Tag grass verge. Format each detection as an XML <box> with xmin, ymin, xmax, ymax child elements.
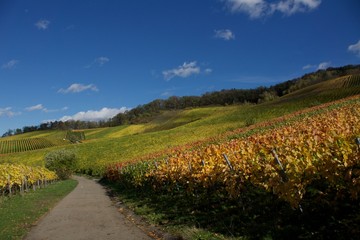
<box><xmin>0</xmin><ymin>179</ymin><xmax>78</xmax><ymax>240</ymax></box>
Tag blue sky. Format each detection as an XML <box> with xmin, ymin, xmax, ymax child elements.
<box><xmin>1</xmin><ymin>0</ymin><xmax>360</xmax><ymax>134</ymax></box>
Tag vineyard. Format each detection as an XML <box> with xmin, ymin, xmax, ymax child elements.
<box><xmin>278</xmin><ymin>74</ymin><xmax>360</xmax><ymax>106</ymax></box>
<box><xmin>106</xmin><ymin>97</ymin><xmax>360</xmax><ymax>203</ymax></box>
<box><xmin>0</xmin><ymin>131</ymin><xmax>85</xmax><ymax>155</ymax></box>
<box><xmin>0</xmin><ymin>164</ymin><xmax>58</xmax><ymax>196</ymax></box>
<box><xmin>0</xmin><ymin>138</ymin><xmax>68</xmax><ymax>155</ymax></box>
<box><xmin>104</xmin><ymin>96</ymin><xmax>360</xmax><ymax>237</ymax></box>
<box><xmin>344</xmin><ymin>74</ymin><xmax>360</xmax><ymax>88</ymax></box>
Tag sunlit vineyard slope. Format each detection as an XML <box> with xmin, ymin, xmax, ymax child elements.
<box><xmin>0</xmin><ymin>74</ymin><xmax>359</xmax><ymax>176</ymax></box>
<box><xmin>106</xmin><ymin>96</ymin><xmax>360</xmax><ymax>208</ymax></box>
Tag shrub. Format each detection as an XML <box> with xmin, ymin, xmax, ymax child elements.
<box><xmin>45</xmin><ymin>149</ymin><xmax>77</xmax><ymax>180</ymax></box>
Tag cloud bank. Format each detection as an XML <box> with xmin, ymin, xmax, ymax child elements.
<box><xmin>59</xmin><ymin>107</ymin><xmax>129</xmax><ymax>122</ymax></box>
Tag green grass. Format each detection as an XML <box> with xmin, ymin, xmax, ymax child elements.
<box><xmin>0</xmin><ymin>179</ymin><xmax>78</xmax><ymax>240</ymax></box>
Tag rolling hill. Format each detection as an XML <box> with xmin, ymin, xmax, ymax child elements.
<box><xmin>0</xmin><ymin>73</ymin><xmax>359</xmax><ymax>175</ymax></box>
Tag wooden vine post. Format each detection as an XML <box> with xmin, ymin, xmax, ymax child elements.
<box><xmin>20</xmin><ymin>178</ymin><xmax>24</xmax><ymax>195</ymax></box>
<box><xmin>24</xmin><ymin>176</ymin><xmax>28</xmax><ymax>192</ymax></box>
<box><xmin>223</xmin><ymin>154</ymin><xmax>233</xmax><ymax>171</ymax></box>
<box><xmin>7</xmin><ymin>175</ymin><xmax>12</xmax><ymax>196</ymax></box>
<box><xmin>272</xmin><ymin>149</ymin><xmax>288</xmax><ymax>182</ymax></box>
<box><xmin>154</xmin><ymin>160</ymin><xmax>158</xmax><ymax>169</ymax></box>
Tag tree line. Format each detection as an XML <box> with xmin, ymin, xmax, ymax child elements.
<box><xmin>2</xmin><ymin>64</ymin><xmax>359</xmax><ymax>137</ymax></box>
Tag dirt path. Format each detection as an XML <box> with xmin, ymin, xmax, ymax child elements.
<box><xmin>25</xmin><ymin>176</ymin><xmax>153</xmax><ymax>240</ymax></box>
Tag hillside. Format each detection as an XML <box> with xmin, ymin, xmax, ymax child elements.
<box><xmin>278</xmin><ymin>74</ymin><xmax>360</xmax><ymax>103</ymax></box>
<box><xmin>0</xmin><ymin>73</ymin><xmax>359</xmax><ymax>175</ymax></box>
<box><xmin>104</xmin><ymin>86</ymin><xmax>360</xmax><ymax>240</ymax></box>
<box><xmin>4</xmin><ymin>65</ymin><xmax>359</xmax><ymax>137</ymax></box>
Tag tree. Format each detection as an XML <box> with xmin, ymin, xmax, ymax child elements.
<box><xmin>2</xmin><ymin>129</ymin><xmax>13</xmax><ymax>137</ymax></box>
<box><xmin>14</xmin><ymin>128</ymin><xmax>22</xmax><ymax>135</ymax></box>
<box><xmin>45</xmin><ymin>149</ymin><xmax>77</xmax><ymax>180</ymax></box>
<box><xmin>258</xmin><ymin>91</ymin><xmax>279</xmax><ymax>103</ymax></box>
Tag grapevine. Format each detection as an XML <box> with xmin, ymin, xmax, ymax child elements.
<box><xmin>105</xmin><ymin>97</ymin><xmax>360</xmax><ymax>208</ymax></box>
<box><xmin>0</xmin><ymin>164</ymin><xmax>58</xmax><ymax>195</ymax></box>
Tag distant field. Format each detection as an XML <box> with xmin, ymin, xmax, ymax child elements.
<box><xmin>0</xmin><ymin>74</ymin><xmax>359</xmax><ymax>174</ymax></box>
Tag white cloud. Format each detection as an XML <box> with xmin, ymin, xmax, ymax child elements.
<box><xmin>204</xmin><ymin>68</ymin><xmax>213</xmax><ymax>74</ymax></box>
<box><xmin>43</xmin><ymin>107</ymin><xmax>68</xmax><ymax>113</ymax></box>
<box><xmin>302</xmin><ymin>61</ymin><xmax>331</xmax><ymax>70</ymax></box>
<box><xmin>59</xmin><ymin>107</ymin><xmax>129</xmax><ymax>122</ymax></box>
<box><xmin>65</xmin><ymin>25</ymin><xmax>75</xmax><ymax>31</ymax></box>
<box><xmin>317</xmin><ymin>61</ymin><xmax>331</xmax><ymax>70</ymax></box>
<box><xmin>302</xmin><ymin>64</ymin><xmax>316</xmax><ymax>70</ymax></box>
<box><xmin>95</xmin><ymin>57</ymin><xmax>110</xmax><ymax>66</ymax></box>
<box><xmin>58</xmin><ymin>83</ymin><xmax>99</xmax><ymax>94</ymax></box>
<box><xmin>35</xmin><ymin>19</ymin><xmax>50</xmax><ymax>30</ymax></box>
<box><xmin>271</xmin><ymin>0</ymin><xmax>321</xmax><ymax>15</ymax></box>
<box><xmin>85</xmin><ymin>56</ymin><xmax>110</xmax><ymax>68</ymax></box>
<box><xmin>226</xmin><ymin>0</ymin><xmax>267</xmax><ymax>19</ymax></box>
<box><xmin>161</xmin><ymin>91</ymin><xmax>172</xmax><ymax>97</ymax></box>
<box><xmin>214</xmin><ymin>29</ymin><xmax>235</xmax><ymax>40</ymax></box>
<box><xmin>2</xmin><ymin>60</ymin><xmax>19</xmax><ymax>69</ymax></box>
<box><xmin>224</xmin><ymin>0</ymin><xmax>321</xmax><ymax>19</ymax></box>
<box><xmin>26</xmin><ymin>104</ymin><xmax>44</xmax><ymax>112</ymax></box>
<box><xmin>0</xmin><ymin>107</ymin><xmax>20</xmax><ymax>117</ymax></box>
<box><xmin>348</xmin><ymin>40</ymin><xmax>360</xmax><ymax>57</ymax></box>
<box><xmin>25</xmin><ymin>104</ymin><xmax>68</xmax><ymax>113</ymax></box>
<box><xmin>41</xmin><ymin>119</ymin><xmax>56</xmax><ymax>124</ymax></box>
<box><xmin>163</xmin><ymin>61</ymin><xmax>201</xmax><ymax>81</ymax></box>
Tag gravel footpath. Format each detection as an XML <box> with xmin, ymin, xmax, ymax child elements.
<box><xmin>24</xmin><ymin>176</ymin><xmax>153</xmax><ymax>240</ymax></box>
